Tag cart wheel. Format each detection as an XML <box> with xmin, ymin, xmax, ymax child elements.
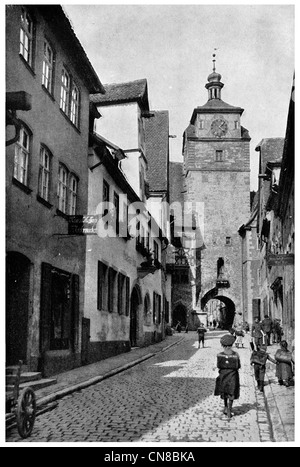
<box><xmin>16</xmin><ymin>387</ymin><xmax>36</xmax><ymax>439</ymax></box>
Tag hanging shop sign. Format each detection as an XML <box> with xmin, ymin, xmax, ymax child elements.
<box><xmin>267</xmin><ymin>253</ymin><xmax>294</xmax><ymax>267</ymax></box>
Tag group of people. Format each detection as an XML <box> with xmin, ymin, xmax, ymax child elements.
<box><xmin>213</xmin><ymin>315</ymin><xmax>294</xmax><ymax>420</ymax></box>
<box><xmin>251</xmin><ymin>315</ymin><xmax>283</xmax><ymax>348</ymax></box>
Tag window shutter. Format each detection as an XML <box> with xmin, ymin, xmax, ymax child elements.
<box><xmin>40</xmin><ymin>263</ymin><xmax>52</xmax><ymax>353</ymax></box>
<box><xmin>158</xmin><ymin>295</ymin><xmax>162</xmax><ymax>324</ymax></box>
<box><xmin>153</xmin><ymin>292</ymin><xmax>156</xmax><ymax>324</ymax></box>
<box><xmin>71</xmin><ymin>274</ymin><xmax>80</xmax><ymax>351</ymax></box>
<box><xmin>125</xmin><ymin>276</ymin><xmax>130</xmax><ymax>316</ymax></box>
<box><xmin>97</xmin><ymin>262</ymin><xmax>102</xmax><ymax>310</ymax></box>
<box><xmin>118</xmin><ymin>273</ymin><xmax>122</xmax><ymax>315</ymax></box>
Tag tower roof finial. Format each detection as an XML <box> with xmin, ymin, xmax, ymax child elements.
<box><xmin>212</xmin><ymin>48</ymin><xmax>218</xmax><ymax>72</ymax></box>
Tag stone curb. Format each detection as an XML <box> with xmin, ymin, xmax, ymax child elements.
<box><xmin>263</xmin><ymin>371</ymin><xmax>288</xmax><ymax>443</ymax></box>
<box><xmin>36</xmin><ymin>336</ymin><xmax>186</xmax><ymax>409</ymax></box>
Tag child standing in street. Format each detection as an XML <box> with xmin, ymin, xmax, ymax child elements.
<box><xmin>250</xmin><ymin>344</ymin><xmax>277</xmax><ymax>392</ymax></box>
<box><xmin>197</xmin><ymin>323</ymin><xmax>207</xmax><ymax>349</ymax></box>
<box><xmin>214</xmin><ymin>334</ymin><xmax>241</xmax><ymax>420</ymax></box>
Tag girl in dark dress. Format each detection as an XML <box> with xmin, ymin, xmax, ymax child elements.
<box><xmin>214</xmin><ymin>334</ymin><xmax>241</xmax><ymax>419</ymax></box>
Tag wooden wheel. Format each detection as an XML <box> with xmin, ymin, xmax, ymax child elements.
<box><xmin>16</xmin><ymin>387</ymin><xmax>36</xmax><ymax>438</ymax></box>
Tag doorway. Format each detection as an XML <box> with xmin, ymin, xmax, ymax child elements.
<box><xmin>81</xmin><ymin>318</ymin><xmax>90</xmax><ymax>365</ymax></box>
<box><xmin>173</xmin><ymin>304</ymin><xmax>187</xmax><ymax>329</ymax></box>
<box><xmin>130</xmin><ymin>287</ymin><xmax>141</xmax><ymax>347</ymax></box>
<box><xmin>6</xmin><ymin>252</ymin><xmax>31</xmax><ymax>365</ymax></box>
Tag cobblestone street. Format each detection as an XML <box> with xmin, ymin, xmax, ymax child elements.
<box><xmin>6</xmin><ymin>332</ymin><xmax>273</xmax><ymax>443</ymax></box>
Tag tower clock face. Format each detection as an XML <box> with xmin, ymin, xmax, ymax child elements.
<box><xmin>211</xmin><ymin>119</ymin><xmax>228</xmax><ymax>137</ymax></box>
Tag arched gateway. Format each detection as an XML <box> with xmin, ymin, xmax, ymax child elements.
<box><xmin>201</xmin><ymin>288</ymin><xmax>236</xmax><ymax>330</ymax></box>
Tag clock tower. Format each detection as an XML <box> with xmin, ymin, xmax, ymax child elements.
<box><xmin>182</xmin><ymin>63</ymin><xmax>251</xmax><ymax>328</ymax></box>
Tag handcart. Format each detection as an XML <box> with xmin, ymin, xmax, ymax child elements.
<box><xmin>6</xmin><ymin>360</ymin><xmax>37</xmax><ymax>438</ymax></box>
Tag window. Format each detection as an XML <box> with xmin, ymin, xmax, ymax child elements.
<box><xmin>42</xmin><ymin>40</ymin><xmax>54</xmax><ymax>93</ymax></box>
<box><xmin>14</xmin><ymin>125</ymin><xmax>30</xmax><ymax>185</ymax></box>
<box><xmin>173</xmin><ymin>270</ymin><xmax>189</xmax><ymax>284</ymax></box>
<box><xmin>125</xmin><ymin>277</ymin><xmax>130</xmax><ymax>317</ymax></box>
<box><xmin>97</xmin><ymin>261</ymin><xmax>108</xmax><ymax>311</ymax></box>
<box><xmin>38</xmin><ymin>146</ymin><xmax>51</xmax><ymax>201</ymax></box>
<box><xmin>234</xmin><ymin>121</ymin><xmax>239</xmax><ymax>129</ymax></box>
<box><xmin>108</xmin><ymin>268</ymin><xmax>117</xmax><ymax>313</ymax></box>
<box><xmin>154</xmin><ymin>241</ymin><xmax>159</xmax><ymax>262</ymax></box>
<box><xmin>103</xmin><ymin>180</ymin><xmax>110</xmax><ymax>202</ymax></box>
<box><xmin>144</xmin><ymin>294</ymin><xmax>151</xmax><ymax>325</ymax></box>
<box><xmin>114</xmin><ymin>192</ymin><xmax>120</xmax><ymax>235</ymax></box>
<box><xmin>226</xmin><ymin>237</ymin><xmax>232</xmax><ymax>246</ymax></box>
<box><xmin>118</xmin><ymin>273</ymin><xmax>126</xmax><ymax>315</ymax></box>
<box><xmin>102</xmin><ymin>179</ymin><xmax>110</xmax><ymax>226</ymax></box>
<box><xmin>199</xmin><ymin>120</ymin><xmax>204</xmax><ymax>130</ymax></box>
<box><xmin>165</xmin><ymin>299</ymin><xmax>170</xmax><ymax>323</ymax></box>
<box><xmin>57</xmin><ymin>165</ymin><xmax>79</xmax><ymax>215</ymax></box>
<box><xmin>57</xmin><ymin>165</ymin><xmax>68</xmax><ymax>213</ymax></box>
<box><xmin>60</xmin><ymin>69</ymin><xmax>70</xmax><ymax>114</ymax></box>
<box><xmin>153</xmin><ymin>292</ymin><xmax>162</xmax><ymax>325</ymax></box>
<box><xmin>69</xmin><ymin>175</ymin><xmax>78</xmax><ymax>215</ymax></box>
<box><xmin>70</xmin><ymin>83</ymin><xmax>80</xmax><ymax>126</ymax></box>
<box><xmin>217</xmin><ymin>257</ymin><xmax>225</xmax><ymax>279</ymax></box>
<box><xmin>60</xmin><ymin>68</ymin><xmax>80</xmax><ymax>128</ymax></box>
<box><xmin>20</xmin><ymin>7</ymin><xmax>34</xmax><ymax>66</ymax></box>
<box><xmin>216</xmin><ymin>150</ymin><xmax>223</xmax><ymax>162</ymax></box>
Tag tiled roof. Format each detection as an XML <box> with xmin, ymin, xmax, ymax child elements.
<box><xmin>191</xmin><ymin>99</ymin><xmax>244</xmax><ymax>122</ymax></box>
<box><xmin>255</xmin><ymin>138</ymin><xmax>284</xmax><ymax>170</ymax></box>
<box><xmin>38</xmin><ymin>6</ymin><xmax>105</xmax><ymax>94</ymax></box>
<box><xmin>144</xmin><ymin>111</ymin><xmax>169</xmax><ymax>192</ymax></box>
<box><xmin>91</xmin><ymin>79</ymin><xmax>149</xmax><ymax>110</ymax></box>
<box><xmin>169</xmin><ymin>162</ymin><xmax>185</xmax><ymax>205</ymax></box>
<box><xmin>199</xmin><ymin>98</ymin><xmax>242</xmax><ymax>111</ymax></box>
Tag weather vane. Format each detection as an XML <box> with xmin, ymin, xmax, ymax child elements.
<box><xmin>212</xmin><ymin>48</ymin><xmax>218</xmax><ymax>72</ymax></box>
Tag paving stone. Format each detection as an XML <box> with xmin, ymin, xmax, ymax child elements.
<box><xmin>6</xmin><ymin>332</ymin><xmax>293</xmax><ymax>443</ymax></box>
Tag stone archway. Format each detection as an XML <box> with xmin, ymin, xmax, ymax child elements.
<box><xmin>201</xmin><ymin>288</ymin><xmax>236</xmax><ymax>330</ymax></box>
<box><xmin>6</xmin><ymin>252</ymin><xmax>31</xmax><ymax>365</ymax></box>
<box><xmin>172</xmin><ymin>303</ymin><xmax>187</xmax><ymax>330</ymax></box>
<box><xmin>130</xmin><ymin>285</ymin><xmax>142</xmax><ymax>347</ymax></box>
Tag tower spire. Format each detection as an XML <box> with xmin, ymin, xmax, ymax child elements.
<box><xmin>206</xmin><ymin>50</ymin><xmax>224</xmax><ymax>100</ymax></box>
<box><xmin>212</xmin><ymin>49</ymin><xmax>217</xmax><ymax>73</ymax></box>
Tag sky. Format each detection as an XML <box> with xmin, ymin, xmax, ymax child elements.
<box><xmin>62</xmin><ymin>1</ymin><xmax>295</xmax><ymax>191</ymax></box>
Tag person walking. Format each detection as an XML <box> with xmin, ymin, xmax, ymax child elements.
<box><xmin>261</xmin><ymin>315</ymin><xmax>273</xmax><ymax>346</ymax></box>
<box><xmin>275</xmin><ymin>340</ymin><xmax>294</xmax><ymax>387</ymax></box>
<box><xmin>273</xmin><ymin>319</ymin><xmax>283</xmax><ymax>344</ymax></box>
<box><xmin>214</xmin><ymin>334</ymin><xmax>241</xmax><ymax>420</ymax></box>
<box><xmin>233</xmin><ymin>316</ymin><xmax>245</xmax><ymax>349</ymax></box>
<box><xmin>197</xmin><ymin>323</ymin><xmax>207</xmax><ymax>349</ymax></box>
<box><xmin>251</xmin><ymin>317</ymin><xmax>265</xmax><ymax>350</ymax></box>
<box><xmin>250</xmin><ymin>343</ymin><xmax>277</xmax><ymax>392</ymax></box>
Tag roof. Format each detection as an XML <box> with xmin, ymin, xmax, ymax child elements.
<box><xmin>91</xmin><ymin>79</ymin><xmax>149</xmax><ymax>110</ymax></box>
<box><xmin>191</xmin><ymin>98</ymin><xmax>244</xmax><ymax>123</ymax></box>
<box><xmin>144</xmin><ymin>111</ymin><xmax>169</xmax><ymax>192</ymax></box>
<box><xmin>255</xmin><ymin>138</ymin><xmax>284</xmax><ymax>172</ymax></box>
<box><xmin>169</xmin><ymin>162</ymin><xmax>185</xmax><ymax>205</ymax></box>
<box><xmin>38</xmin><ymin>6</ymin><xmax>105</xmax><ymax>94</ymax></box>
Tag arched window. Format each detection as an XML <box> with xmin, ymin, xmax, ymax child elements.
<box><xmin>217</xmin><ymin>257</ymin><xmax>225</xmax><ymax>279</ymax></box>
